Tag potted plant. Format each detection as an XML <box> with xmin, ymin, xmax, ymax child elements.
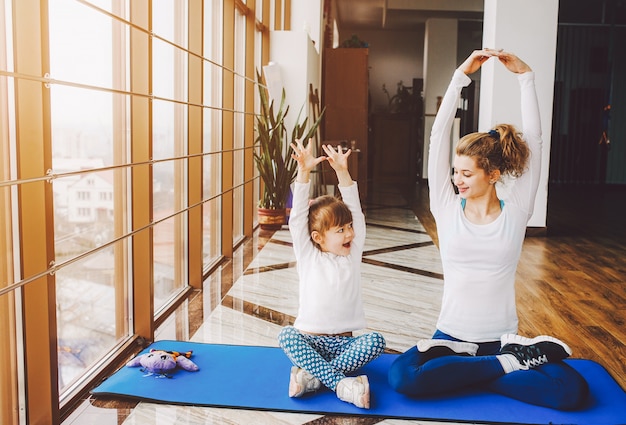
<box><xmin>254</xmin><ymin>70</ymin><xmax>323</xmax><ymax>230</ymax></box>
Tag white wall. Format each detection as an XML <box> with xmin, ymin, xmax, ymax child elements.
<box><xmin>481</xmin><ymin>0</ymin><xmax>559</xmax><ymax>227</ymax></box>
<box><xmin>268</xmin><ymin>31</ymin><xmax>321</xmax><ymax>135</ymax></box>
<box><xmin>263</xmin><ymin>1</ymin><xmax>324</xmax><ymax>134</ymax></box>
<box><xmin>290</xmin><ymin>0</ymin><xmax>323</xmax><ymax>53</ymax></box>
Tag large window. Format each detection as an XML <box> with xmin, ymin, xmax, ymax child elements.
<box><xmin>0</xmin><ymin>0</ymin><xmax>270</xmax><ymax>422</ymax></box>
<box><xmin>49</xmin><ymin>0</ymin><xmax>131</xmax><ymax>393</ymax></box>
<box><xmin>152</xmin><ymin>0</ymin><xmax>189</xmax><ymax>312</ymax></box>
<box><xmin>233</xmin><ymin>5</ymin><xmax>247</xmax><ymax>244</ymax></box>
<box><xmin>1</xmin><ymin>2</ymin><xmax>18</xmax><ymax>422</ymax></box>
<box><xmin>203</xmin><ymin>0</ymin><xmax>224</xmax><ymax>269</ymax></box>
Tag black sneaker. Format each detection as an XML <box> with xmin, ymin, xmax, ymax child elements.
<box><xmin>500</xmin><ymin>334</ymin><xmax>572</xmax><ymax>369</ymax></box>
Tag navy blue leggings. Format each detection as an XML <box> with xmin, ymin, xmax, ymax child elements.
<box><xmin>388</xmin><ymin>330</ymin><xmax>589</xmax><ymax>410</ymax></box>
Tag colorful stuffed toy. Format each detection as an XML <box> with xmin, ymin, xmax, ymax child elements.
<box><xmin>126</xmin><ymin>349</ymin><xmax>199</xmax><ymax>378</ymax></box>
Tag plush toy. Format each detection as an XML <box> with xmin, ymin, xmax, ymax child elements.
<box><xmin>126</xmin><ymin>349</ymin><xmax>199</xmax><ymax>378</ymax></box>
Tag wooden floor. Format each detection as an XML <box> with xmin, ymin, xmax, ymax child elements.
<box><xmin>403</xmin><ymin>181</ymin><xmax>626</xmax><ymax>390</ymax></box>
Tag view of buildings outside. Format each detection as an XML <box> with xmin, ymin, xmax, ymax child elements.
<box><xmin>49</xmin><ymin>0</ymin><xmax>184</xmax><ymax>390</ymax></box>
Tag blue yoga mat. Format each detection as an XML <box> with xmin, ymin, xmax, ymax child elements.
<box><xmin>91</xmin><ymin>340</ymin><xmax>626</xmax><ymax>425</ymax></box>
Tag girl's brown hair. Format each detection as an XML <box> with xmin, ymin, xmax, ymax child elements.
<box><xmin>456</xmin><ymin>123</ymin><xmax>529</xmax><ymax>179</ymax></box>
<box><xmin>308</xmin><ymin>195</ymin><xmax>353</xmax><ymax>250</ymax></box>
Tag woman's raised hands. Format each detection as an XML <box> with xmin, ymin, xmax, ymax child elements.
<box><xmin>457</xmin><ymin>48</ymin><xmax>532</xmax><ymax>75</ymax></box>
<box><xmin>457</xmin><ymin>48</ymin><xmax>499</xmax><ymax>75</ymax></box>
<box><xmin>496</xmin><ymin>51</ymin><xmax>532</xmax><ymax>74</ymax></box>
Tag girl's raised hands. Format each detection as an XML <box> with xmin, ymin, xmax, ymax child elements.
<box><xmin>322</xmin><ymin>144</ymin><xmax>350</xmax><ymax>172</ymax></box>
<box><xmin>291</xmin><ymin>139</ymin><xmax>326</xmax><ymax>173</ymax></box>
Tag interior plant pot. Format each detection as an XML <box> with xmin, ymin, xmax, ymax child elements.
<box><xmin>253</xmin><ymin>68</ymin><xmax>324</xmax><ymax>232</ymax></box>
<box><xmin>258</xmin><ymin>207</ymin><xmax>287</xmax><ymax>230</ymax></box>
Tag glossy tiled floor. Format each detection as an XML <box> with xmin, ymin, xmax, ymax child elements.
<box><xmin>61</xmin><ymin>184</ymin><xmax>493</xmax><ymax>425</ymax></box>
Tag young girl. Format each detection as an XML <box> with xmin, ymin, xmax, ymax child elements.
<box><xmin>388</xmin><ymin>49</ymin><xmax>589</xmax><ymax>409</ymax></box>
<box><xmin>277</xmin><ymin>139</ymin><xmax>386</xmax><ymax>409</ymax></box>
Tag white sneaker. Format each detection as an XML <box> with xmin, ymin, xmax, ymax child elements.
<box><xmin>288</xmin><ymin>366</ymin><xmax>321</xmax><ymax>397</ymax></box>
<box><xmin>336</xmin><ymin>375</ymin><xmax>370</xmax><ymax>409</ymax></box>
<box><xmin>417</xmin><ymin>339</ymin><xmax>479</xmax><ymax>356</ymax></box>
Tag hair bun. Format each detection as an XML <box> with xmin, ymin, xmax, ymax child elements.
<box><xmin>488</xmin><ymin>129</ymin><xmax>500</xmax><ymax>140</ymax></box>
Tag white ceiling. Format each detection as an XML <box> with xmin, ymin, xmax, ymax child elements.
<box><xmin>335</xmin><ymin>0</ymin><xmax>485</xmax><ymax>31</ymax></box>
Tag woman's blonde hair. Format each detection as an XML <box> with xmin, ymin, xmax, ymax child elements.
<box><xmin>308</xmin><ymin>195</ymin><xmax>352</xmax><ymax>250</ymax></box>
<box><xmin>456</xmin><ymin>123</ymin><xmax>529</xmax><ymax>178</ymax></box>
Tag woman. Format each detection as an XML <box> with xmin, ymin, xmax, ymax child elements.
<box><xmin>388</xmin><ymin>49</ymin><xmax>588</xmax><ymax>410</ymax></box>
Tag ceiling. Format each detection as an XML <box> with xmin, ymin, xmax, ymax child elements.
<box><xmin>333</xmin><ymin>0</ymin><xmax>626</xmax><ymax>30</ymax></box>
<box><xmin>334</xmin><ymin>0</ymin><xmax>485</xmax><ymax>31</ymax></box>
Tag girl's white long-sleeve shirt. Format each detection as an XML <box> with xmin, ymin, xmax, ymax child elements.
<box><xmin>428</xmin><ymin>70</ymin><xmax>542</xmax><ymax>342</ymax></box>
<box><xmin>289</xmin><ymin>181</ymin><xmax>367</xmax><ymax>334</ymax></box>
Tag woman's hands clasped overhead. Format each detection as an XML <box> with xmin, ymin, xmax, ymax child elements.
<box><xmin>458</xmin><ymin>48</ymin><xmax>532</xmax><ymax>75</ymax></box>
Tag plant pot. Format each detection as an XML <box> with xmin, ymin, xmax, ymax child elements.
<box><xmin>258</xmin><ymin>207</ymin><xmax>287</xmax><ymax>231</ymax></box>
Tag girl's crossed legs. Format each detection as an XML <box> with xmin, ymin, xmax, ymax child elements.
<box><xmin>278</xmin><ymin>325</ymin><xmax>385</xmax><ymax>390</ymax></box>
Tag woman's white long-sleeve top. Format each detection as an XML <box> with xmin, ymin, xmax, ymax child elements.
<box><xmin>428</xmin><ymin>70</ymin><xmax>542</xmax><ymax>342</ymax></box>
<box><xmin>289</xmin><ymin>181</ymin><xmax>367</xmax><ymax>334</ymax></box>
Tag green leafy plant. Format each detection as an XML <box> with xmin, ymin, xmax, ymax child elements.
<box><xmin>254</xmin><ymin>69</ymin><xmax>324</xmax><ymax>210</ymax></box>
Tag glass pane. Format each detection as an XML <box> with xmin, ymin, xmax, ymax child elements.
<box><xmin>152</xmin><ymin>100</ymin><xmax>188</xmax><ymax>311</ymax></box>
<box><xmin>81</xmin><ymin>0</ymin><xmax>129</xmax><ymax>20</ymax></box>
<box><xmin>202</xmin><ymin>105</ymin><xmax>222</xmax><ymax>266</ymax></box>
<box><xmin>155</xmin><ymin>300</ymin><xmax>190</xmax><ymax>341</ymax></box>
<box><xmin>232</xmin><ymin>10</ymin><xmax>246</xmax><ymax>241</ymax></box>
<box><xmin>0</xmin><ymin>54</ymin><xmax>19</xmax><ymax>424</ymax></box>
<box><xmin>152</xmin><ymin>36</ymin><xmax>188</xmax><ymax>102</ymax></box>
<box><xmin>51</xmin><ymin>86</ymin><xmax>116</xmax><ymax>162</ymax></box>
<box><xmin>152</xmin><ymin>2</ymin><xmax>188</xmax><ymax>311</ymax></box>
<box><xmin>152</xmin><ymin>0</ymin><xmax>188</xmax><ymax>51</ymax></box>
<box><xmin>52</xmin><ymin>164</ymin><xmax>131</xmax><ymax>394</ymax></box>
<box><xmin>152</xmin><ymin>99</ymin><xmax>187</xmax><ymax>161</ymax></box>
<box><xmin>56</xmin><ymin>241</ymin><xmax>128</xmax><ymax>390</ymax></box>
<box><xmin>202</xmin><ymin>197</ymin><xmax>221</xmax><ymax>268</ymax></box>
<box><xmin>153</xmin><ymin>213</ymin><xmax>187</xmax><ymax>310</ymax></box>
<box><xmin>203</xmin><ymin>0</ymin><xmax>222</xmax><ymax>64</ymax></box>
<box><xmin>202</xmin><ymin>0</ymin><xmax>223</xmax><ymax>267</ymax></box>
<box><xmin>153</xmin><ymin>160</ymin><xmax>187</xmax><ymax>311</ymax></box>
<box><xmin>49</xmin><ymin>0</ymin><xmax>120</xmax><ymax>90</ymax></box>
<box><xmin>49</xmin><ymin>1</ymin><xmax>131</xmax><ymax>394</ymax></box>
<box><xmin>153</xmin><ymin>1</ymin><xmax>188</xmax><ymax>102</ymax></box>
<box><xmin>53</xmin><ymin>168</ymin><xmax>123</xmax><ymax>251</ymax></box>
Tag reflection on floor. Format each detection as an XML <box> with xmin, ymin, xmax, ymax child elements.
<box><xmin>62</xmin><ymin>183</ymin><xmax>547</xmax><ymax>425</ymax></box>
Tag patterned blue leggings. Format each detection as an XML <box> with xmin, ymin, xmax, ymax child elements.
<box><xmin>278</xmin><ymin>326</ymin><xmax>386</xmax><ymax>391</ymax></box>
